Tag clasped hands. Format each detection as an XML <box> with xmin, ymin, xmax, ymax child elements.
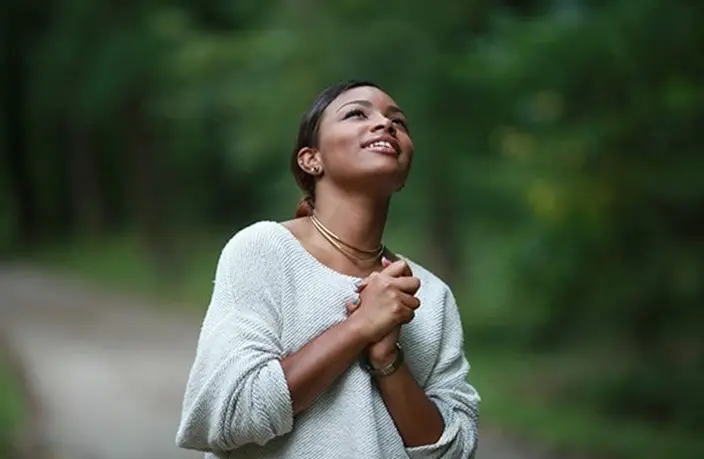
<box><xmin>346</xmin><ymin>257</ymin><xmax>421</xmax><ymax>369</ymax></box>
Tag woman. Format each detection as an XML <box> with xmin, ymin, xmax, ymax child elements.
<box><xmin>175</xmin><ymin>81</ymin><xmax>480</xmax><ymax>458</ymax></box>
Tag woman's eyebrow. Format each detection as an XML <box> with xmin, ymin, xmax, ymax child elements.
<box><xmin>387</xmin><ymin>105</ymin><xmax>405</xmax><ymax>117</ymax></box>
<box><xmin>337</xmin><ymin>100</ymin><xmax>372</xmax><ymax>112</ymax></box>
<box><xmin>337</xmin><ymin>100</ymin><xmax>405</xmax><ymax>116</ymax></box>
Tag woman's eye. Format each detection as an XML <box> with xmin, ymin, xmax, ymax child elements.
<box><xmin>392</xmin><ymin>118</ymin><xmax>409</xmax><ymax>130</ymax></box>
<box><xmin>344</xmin><ymin>109</ymin><xmax>367</xmax><ymax>119</ymax></box>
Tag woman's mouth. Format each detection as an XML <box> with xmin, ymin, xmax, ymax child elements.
<box><xmin>362</xmin><ymin>137</ymin><xmax>400</xmax><ymax>156</ymax></box>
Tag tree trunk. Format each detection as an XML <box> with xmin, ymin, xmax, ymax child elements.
<box><xmin>124</xmin><ymin>95</ymin><xmax>178</xmax><ymax>281</ymax></box>
<box><xmin>4</xmin><ymin>4</ymin><xmax>39</xmax><ymax>247</ymax></box>
<box><xmin>427</xmin><ymin>179</ymin><xmax>461</xmax><ymax>288</ymax></box>
<box><xmin>68</xmin><ymin>126</ymin><xmax>105</xmax><ymax>236</ymax></box>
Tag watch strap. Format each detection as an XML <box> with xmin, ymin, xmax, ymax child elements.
<box><xmin>361</xmin><ymin>343</ymin><xmax>404</xmax><ymax>377</ymax></box>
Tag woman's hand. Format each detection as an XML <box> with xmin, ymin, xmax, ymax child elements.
<box><xmin>345</xmin><ymin>258</ymin><xmax>420</xmax><ymax>344</ymax></box>
<box><xmin>347</xmin><ymin>258</ymin><xmax>420</xmax><ymax>367</ymax></box>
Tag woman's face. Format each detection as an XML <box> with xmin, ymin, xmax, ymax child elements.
<box><xmin>314</xmin><ymin>86</ymin><xmax>414</xmax><ymax>194</ymax></box>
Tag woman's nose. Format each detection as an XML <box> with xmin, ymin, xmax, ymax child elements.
<box><xmin>371</xmin><ymin>114</ymin><xmax>396</xmax><ymax>134</ymax></box>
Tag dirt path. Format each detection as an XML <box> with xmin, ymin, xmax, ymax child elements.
<box><xmin>0</xmin><ymin>266</ymin><xmax>537</xmax><ymax>459</ymax></box>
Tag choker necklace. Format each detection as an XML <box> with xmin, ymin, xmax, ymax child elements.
<box><xmin>310</xmin><ymin>213</ymin><xmax>384</xmax><ymax>263</ymax></box>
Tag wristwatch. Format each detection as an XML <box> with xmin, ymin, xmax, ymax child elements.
<box><xmin>360</xmin><ymin>343</ymin><xmax>404</xmax><ymax>377</ymax></box>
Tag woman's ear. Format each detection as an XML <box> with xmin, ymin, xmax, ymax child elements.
<box><xmin>297</xmin><ymin>147</ymin><xmax>323</xmax><ymax>176</ymax></box>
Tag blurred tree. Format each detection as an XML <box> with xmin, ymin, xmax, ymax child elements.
<box><xmin>486</xmin><ymin>0</ymin><xmax>704</xmax><ymax>429</ymax></box>
<box><xmin>4</xmin><ymin>0</ymin><xmax>48</xmax><ymax>246</ymax></box>
<box><xmin>3</xmin><ymin>0</ymin><xmax>702</xmax><ymax>436</ymax></box>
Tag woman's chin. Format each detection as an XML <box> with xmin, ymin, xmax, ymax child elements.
<box><xmin>365</xmin><ymin>154</ymin><xmax>409</xmax><ymax>172</ymax></box>
<box><xmin>353</xmin><ymin>168</ymin><xmax>408</xmax><ymax>195</ymax></box>
<box><xmin>364</xmin><ymin>163</ymin><xmax>407</xmax><ymax>179</ymax></box>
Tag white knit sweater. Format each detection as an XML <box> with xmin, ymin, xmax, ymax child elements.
<box><xmin>175</xmin><ymin>221</ymin><xmax>480</xmax><ymax>458</ymax></box>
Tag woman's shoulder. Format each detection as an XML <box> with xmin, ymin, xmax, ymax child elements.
<box><xmin>400</xmin><ymin>256</ymin><xmax>454</xmax><ymax>299</ymax></box>
<box><xmin>221</xmin><ymin>220</ymin><xmax>292</xmax><ymax>260</ymax></box>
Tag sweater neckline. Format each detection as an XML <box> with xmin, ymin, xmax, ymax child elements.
<box><xmin>266</xmin><ymin>221</ymin><xmax>369</xmax><ymax>282</ymax></box>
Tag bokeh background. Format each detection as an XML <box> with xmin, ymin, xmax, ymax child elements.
<box><xmin>2</xmin><ymin>0</ymin><xmax>703</xmax><ymax>458</ymax></box>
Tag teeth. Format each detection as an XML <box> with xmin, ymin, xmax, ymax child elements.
<box><xmin>369</xmin><ymin>141</ymin><xmax>393</xmax><ymax>149</ymax></box>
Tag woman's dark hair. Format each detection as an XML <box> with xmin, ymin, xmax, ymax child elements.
<box><xmin>291</xmin><ymin>80</ymin><xmax>381</xmax><ymax>217</ymax></box>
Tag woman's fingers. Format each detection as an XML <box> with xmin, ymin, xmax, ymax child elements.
<box><xmin>381</xmin><ymin>257</ymin><xmax>413</xmax><ymax>278</ymax></box>
<box><xmin>398</xmin><ymin>291</ymin><xmax>421</xmax><ymax>310</ymax></box>
<box><xmin>390</xmin><ymin>276</ymin><xmax>421</xmax><ymax>295</ymax></box>
<box><xmin>348</xmin><ymin>257</ymin><xmax>418</xmax><ymax>318</ymax></box>
<box><xmin>346</xmin><ymin>292</ymin><xmax>361</xmax><ymax>314</ymax></box>
<box><xmin>400</xmin><ymin>309</ymin><xmax>416</xmax><ymax>325</ymax></box>
<box><xmin>346</xmin><ymin>301</ymin><xmax>358</xmax><ymax>314</ymax></box>
<box><xmin>353</xmin><ymin>272</ymin><xmax>379</xmax><ymax>292</ymax></box>
<box><xmin>353</xmin><ymin>256</ymin><xmax>412</xmax><ymax>293</ymax></box>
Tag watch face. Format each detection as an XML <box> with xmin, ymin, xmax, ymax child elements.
<box><xmin>360</xmin><ymin>344</ymin><xmax>404</xmax><ymax>377</ymax></box>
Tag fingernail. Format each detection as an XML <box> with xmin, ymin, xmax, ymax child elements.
<box><xmin>382</xmin><ymin>256</ymin><xmax>391</xmax><ymax>266</ymax></box>
<box><xmin>353</xmin><ymin>279</ymin><xmax>363</xmax><ymax>291</ymax></box>
<box><xmin>351</xmin><ymin>295</ymin><xmax>360</xmax><ymax>305</ymax></box>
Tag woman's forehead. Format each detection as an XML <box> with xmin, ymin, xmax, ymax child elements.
<box><xmin>327</xmin><ymin>86</ymin><xmax>400</xmax><ymax>113</ymax></box>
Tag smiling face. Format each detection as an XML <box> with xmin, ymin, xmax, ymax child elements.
<box><xmin>297</xmin><ymin>85</ymin><xmax>415</xmax><ymax>197</ymax></box>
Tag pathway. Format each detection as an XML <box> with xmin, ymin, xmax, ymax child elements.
<box><xmin>0</xmin><ymin>266</ymin><xmax>539</xmax><ymax>459</ymax></box>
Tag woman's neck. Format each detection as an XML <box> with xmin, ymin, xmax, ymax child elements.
<box><xmin>311</xmin><ymin>189</ymin><xmax>389</xmax><ymax>252</ymax></box>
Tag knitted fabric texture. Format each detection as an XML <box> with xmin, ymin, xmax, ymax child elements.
<box><xmin>175</xmin><ymin>221</ymin><xmax>480</xmax><ymax>458</ymax></box>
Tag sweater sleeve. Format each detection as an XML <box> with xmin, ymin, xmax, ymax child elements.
<box><xmin>175</xmin><ymin>226</ymin><xmax>294</xmax><ymax>453</ymax></box>
<box><xmin>405</xmin><ymin>287</ymin><xmax>481</xmax><ymax>459</ymax></box>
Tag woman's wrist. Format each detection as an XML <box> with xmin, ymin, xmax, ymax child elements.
<box><xmin>368</xmin><ymin>343</ymin><xmax>400</xmax><ymax>369</ymax></box>
<box><xmin>343</xmin><ymin>314</ymin><xmax>375</xmax><ymax>347</ymax></box>
<box><xmin>363</xmin><ymin>343</ymin><xmax>404</xmax><ymax>377</ymax></box>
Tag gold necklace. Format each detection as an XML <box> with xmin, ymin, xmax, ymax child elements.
<box><xmin>310</xmin><ymin>214</ymin><xmax>385</xmax><ymax>263</ymax></box>
<box><xmin>311</xmin><ymin>213</ymin><xmax>382</xmax><ymax>255</ymax></box>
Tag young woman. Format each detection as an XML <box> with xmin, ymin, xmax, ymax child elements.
<box><xmin>176</xmin><ymin>81</ymin><xmax>480</xmax><ymax>458</ymax></box>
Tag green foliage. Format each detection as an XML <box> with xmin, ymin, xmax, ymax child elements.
<box><xmin>471</xmin><ymin>350</ymin><xmax>704</xmax><ymax>459</ymax></box>
<box><xmin>486</xmin><ymin>0</ymin><xmax>704</xmax><ymax>430</ymax></box>
<box><xmin>4</xmin><ymin>0</ymin><xmax>703</xmax><ymax>455</ymax></box>
<box><xmin>0</xmin><ymin>358</ymin><xmax>26</xmax><ymax>456</ymax></box>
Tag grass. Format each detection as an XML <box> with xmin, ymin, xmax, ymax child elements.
<box><xmin>21</xmin><ymin>228</ymin><xmax>704</xmax><ymax>459</ymax></box>
<box><xmin>24</xmin><ymin>229</ymin><xmax>228</xmax><ymax>312</ymax></box>
<box><xmin>469</xmin><ymin>350</ymin><xmax>704</xmax><ymax>459</ymax></box>
<box><xmin>0</xmin><ymin>353</ymin><xmax>27</xmax><ymax>457</ymax></box>
<box><xmin>459</xmin><ymin>227</ymin><xmax>704</xmax><ymax>459</ymax></box>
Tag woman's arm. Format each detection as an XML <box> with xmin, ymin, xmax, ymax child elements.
<box><xmin>354</xmin><ymin>279</ymin><xmax>480</xmax><ymax>457</ymax></box>
<box><xmin>176</xmin><ymin>230</ymin><xmax>293</xmax><ymax>453</ymax></box>
<box><xmin>396</xmin><ymin>286</ymin><xmax>480</xmax><ymax>458</ymax></box>
<box><xmin>282</xmin><ymin>318</ymin><xmax>368</xmax><ymax>416</ymax></box>
<box><xmin>372</xmin><ymin>358</ymin><xmax>446</xmax><ymax>447</ymax></box>
<box><xmin>348</xmin><ymin>259</ymin><xmax>480</xmax><ymax>455</ymax></box>
<box><xmin>176</xmin><ymin>225</ymin><xmax>398</xmax><ymax>453</ymax></box>
<box><xmin>285</xmin><ymin>260</ymin><xmax>421</xmax><ymax>416</ymax></box>
<box><xmin>176</xmin><ymin>228</ymin><xmax>368</xmax><ymax>453</ymax></box>
<box><xmin>356</xmin><ymin>260</ymin><xmax>446</xmax><ymax>447</ymax></box>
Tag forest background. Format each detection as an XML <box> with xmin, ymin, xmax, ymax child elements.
<box><xmin>2</xmin><ymin>0</ymin><xmax>702</xmax><ymax>458</ymax></box>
